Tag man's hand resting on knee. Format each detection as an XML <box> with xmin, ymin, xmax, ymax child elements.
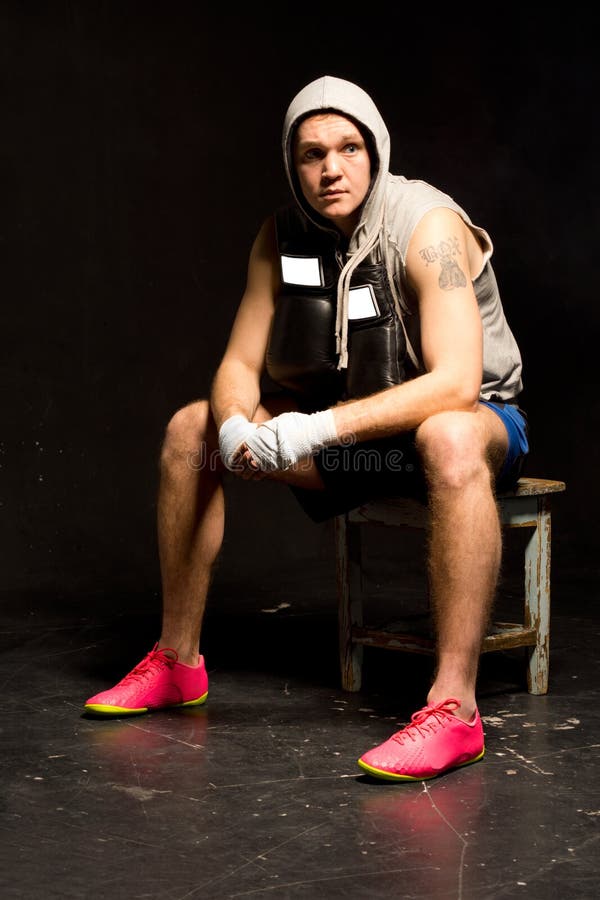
<box><xmin>242</xmin><ymin>410</ymin><xmax>338</xmax><ymax>472</ymax></box>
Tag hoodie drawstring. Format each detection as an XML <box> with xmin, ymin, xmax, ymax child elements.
<box><xmin>335</xmin><ymin>203</ymin><xmax>385</xmax><ymax>371</ymax></box>
<box><xmin>335</xmin><ymin>200</ymin><xmax>421</xmax><ymax>374</ymax></box>
<box><xmin>380</xmin><ymin>205</ymin><xmax>422</xmax><ymax>374</ymax></box>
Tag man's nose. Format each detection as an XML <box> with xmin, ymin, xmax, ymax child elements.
<box><xmin>322</xmin><ymin>153</ymin><xmax>341</xmax><ymax>179</ymax></box>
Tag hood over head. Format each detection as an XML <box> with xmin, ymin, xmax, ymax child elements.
<box><xmin>281</xmin><ymin>75</ymin><xmax>395</xmax><ymax>370</ymax></box>
<box><xmin>282</xmin><ymin>75</ymin><xmax>390</xmax><ymax>250</ymax></box>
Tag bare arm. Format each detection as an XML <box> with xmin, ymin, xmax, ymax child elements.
<box><xmin>332</xmin><ymin>207</ymin><xmax>483</xmax><ymax>441</ymax></box>
<box><xmin>210</xmin><ymin>216</ymin><xmax>279</xmax><ymax>430</ymax></box>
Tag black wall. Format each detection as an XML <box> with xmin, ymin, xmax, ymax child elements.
<box><xmin>3</xmin><ymin>5</ymin><xmax>597</xmax><ymax>598</ymax></box>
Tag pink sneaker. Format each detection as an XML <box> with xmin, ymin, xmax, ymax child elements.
<box><xmin>84</xmin><ymin>643</ymin><xmax>209</xmax><ymax>716</ymax></box>
<box><xmin>357</xmin><ymin>698</ymin><xmax>485</xmax><ymax>782</ymax></box>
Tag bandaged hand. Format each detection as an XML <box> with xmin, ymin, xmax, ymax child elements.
<box><xmin>218</xmin><ymin>414</ymin><xmax>258</xmax><ymax>470</ymax></box>
<box><xmin>243</xmin><ymin>410</ymin><xmax>338</xmax><ymax>472</ymax></box>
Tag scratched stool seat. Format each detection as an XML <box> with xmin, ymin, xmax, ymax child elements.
<box><xmin>334</xmin><ymin>476</ymin><xmax>566</xmax><ymax>696</ymax></box>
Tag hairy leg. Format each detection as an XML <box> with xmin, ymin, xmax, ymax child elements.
<box><xmin>157</xmin><ymin>396</ymin><xmax>324</xmax><ymax>663</ymax></box>
<box><xmin>415</xmin><ymin>406</ymin><xmax>508</xmax><ymax>720</ymax></box>
<box><xmin>156</xmin><ymin>400</ymin><xmax>224</xmax><ymax>663</ymax></box>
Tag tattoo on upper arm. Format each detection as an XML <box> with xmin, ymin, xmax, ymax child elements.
<box><xmin>418</xmin><ymin>235</ymin><xmax>467</xmax><ymax>290</ymax></box>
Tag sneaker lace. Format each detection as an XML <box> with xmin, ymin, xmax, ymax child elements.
<box><xmin>391</xmin><ymin>698</ymin><xmax>461</xmax><ymax>745</ymax></box>
<box><xmin>120</xmin><ymin>643</ymin><xmax>179</xmax><ymax>685</ymax></box>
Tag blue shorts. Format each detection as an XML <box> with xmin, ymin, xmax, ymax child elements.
<box><xmin>479</xmin><ymin>400</ymin><xmax>529</xmax><ymax>489</ymax></box>
<box><xmin>291</xmin><ymin>400</ymin><xmax>530</xmax><ymax>523</ymax></box>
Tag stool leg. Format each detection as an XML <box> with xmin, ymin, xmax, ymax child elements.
<box><xmin>335</xmin><ymin>515</ymin><xmax>364</xmax><ymax>691</ymax></box>
<box><xmin>524</xmin><ymin>496</ymin><xmax>552</xmax><ymax>694</ymax></box>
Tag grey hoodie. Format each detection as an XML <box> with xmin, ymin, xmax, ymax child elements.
<box><xmin>282</xmin><ymin>75</ymin><xmax>523</xmax><ymax>402</ymax></box>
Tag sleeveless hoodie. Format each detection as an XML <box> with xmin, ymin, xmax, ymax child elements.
<box><xmin>275</xmin><ymin>75</ymin><xmax>523</xmax><ymax>403</ymax></box>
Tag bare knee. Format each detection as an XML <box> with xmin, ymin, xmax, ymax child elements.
<box><xmin>415</xmin><ymin>412</ymin><xmax>491</xmax><ymax>491</ymax></box>
<box><xmin>161</xmin><ymin>399</ymin><xmax>219</xmax><ymax>471</ymax></box>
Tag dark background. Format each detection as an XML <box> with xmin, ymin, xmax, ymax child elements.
<box><xmin>2</xmin><ymin>4</ymin><xmax>597</xmax><ymax>605</ymax></box>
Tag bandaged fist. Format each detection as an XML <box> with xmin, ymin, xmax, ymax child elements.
<box><xmin>244</xmin><ymin>409</ymin><xmax>338</xmax><ymax>472</ymax></box>
<box><xmin>218</xmin><ymin>415</ymin><xmax>258</xmax><ymax>470</ymax></box>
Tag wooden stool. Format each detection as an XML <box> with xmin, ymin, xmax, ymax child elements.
<box><xmin>334</xmin><ymin>476</ymin><xmax>566</xmax><ymax>696</ymax></box>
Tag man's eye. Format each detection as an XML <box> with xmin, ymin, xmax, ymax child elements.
<box><xmin>344</xmin><ymin>144</ymin><xmax>358</xmax><ymax>154</ymax></box>
<box><xmin>304</xmin><ymin>149</ymin><xmax>322</xmax><ymax>161</ymax></box>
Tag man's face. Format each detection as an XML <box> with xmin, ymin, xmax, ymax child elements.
<box><xmin>293</xmin><ymin>113</ymin><xmax>372</xmax><ymax>237</ymax></box>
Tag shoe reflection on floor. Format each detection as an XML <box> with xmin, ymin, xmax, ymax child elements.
<box><xmin>357</xmin><ymin>766</ymin><xmax>486</xmax><ymax>889</ymax></box>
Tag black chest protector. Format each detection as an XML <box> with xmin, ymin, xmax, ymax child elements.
<box><xmin>265</xmin><ymin>205</ymin><xmax>408</xmax><ymax>411</ymax></box>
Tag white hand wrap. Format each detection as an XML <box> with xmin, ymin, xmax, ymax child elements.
<box><xmin>244</xmin><ymin>410</ymin><xmax>338</xmax><ymax>472</ymax></box>
<box><xmin>218</xmin><ymin>415</ymin><xmax>257</xmax><ymax>470</ymax></box>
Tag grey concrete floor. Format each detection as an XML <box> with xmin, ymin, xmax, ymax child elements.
<box><xmin>1</xmin><ymin>541</ymin><xmax>599</xmax><ymax>899</ymax></box>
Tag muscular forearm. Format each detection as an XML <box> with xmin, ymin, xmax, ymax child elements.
<box><xmin>332</xmin><ymin>371</ymin><xmax>480</xmax><ymax>442</ymax></box>
<box><xmin>240</xmin><ymin>370</ymin><xmax>479</xmax><ymax>474</ymax></box>
<box><xmin>210</xmin><ymin>358</ymin><xmax>262</xmax><ymax>430</ymax></box>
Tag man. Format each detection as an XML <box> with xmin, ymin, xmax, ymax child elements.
<box><xmin>84</xmin><ymin>75</ymin><xmax>528</xmax><ymax>783</ymax></box>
